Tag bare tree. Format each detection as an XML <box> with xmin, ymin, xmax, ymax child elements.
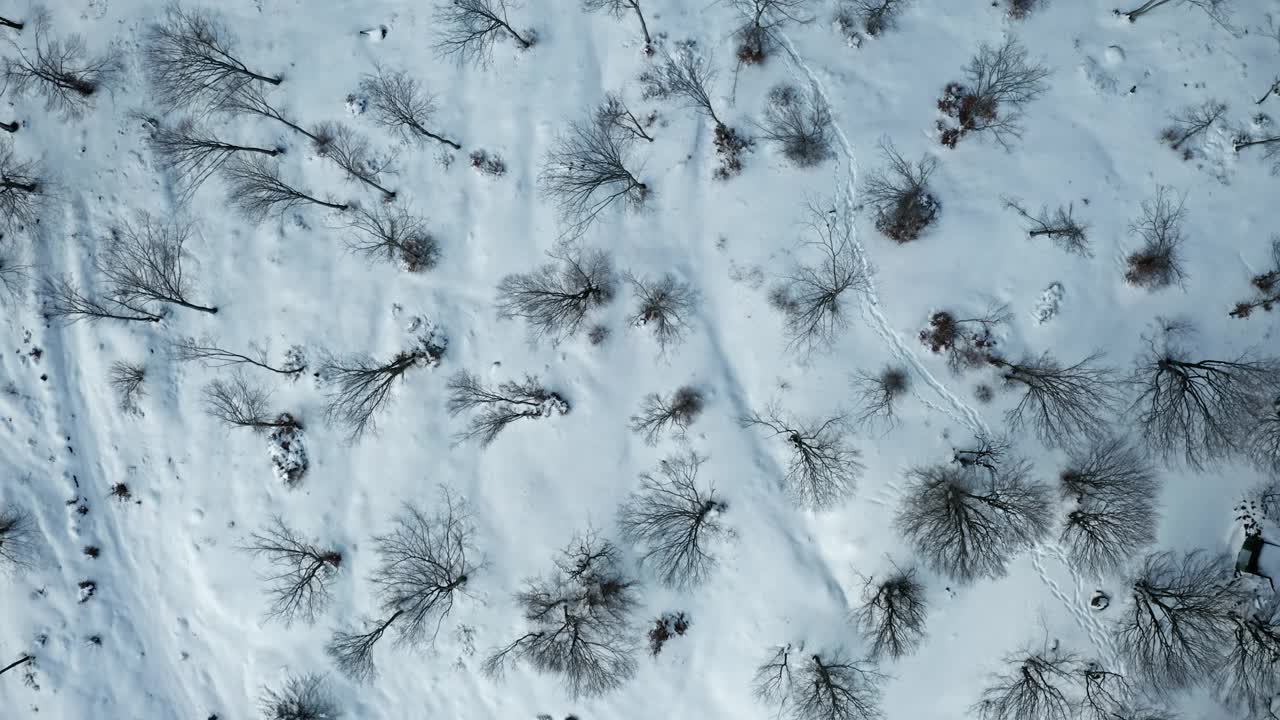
<box><xmin>445</xmin><ymin>370</ymin><xmax>569</xmax><ymax>446</ymax></box>
<box><xmin>203</xmin><ymin>374</ymin><xmax>297</xmax><ymax>431</ymax></box>
<box><xmin>329</xmin><ymin>491</ymin><xmax>479</xmax><ymax>682</ymax></box>
<box><xmin>862</xmin><ymin>139</ymin><xmax>940</xmax><ymax>244</ymax></box>
<box><xmin>740</xmin><ymin>403</ymin><xmax>862</xmax><ymax>509</ymax></box>
<box><xmin>629</xmin><ymin>385</ymin><xmax>704</xmax><ymax>444</ymax></box>
<box><xmin>172</xmin><ymin>336</ymin><xmax>306</xmax><ymax>377</ymax></box>
<box><xmin>219</xmin><ymin>83</ymin><xmax>320</xmax><ymax>142</ymax></box>
<box><xmin>359</xmin><ymin>66</ymin><xmax>460</xmax><ymax>149</ymax></box>
<box><xmin>919</xmin><ymin>306</ymin><xmax>1008</xmax><ymax>374</ymax></box>
<box><xmin>1001</xmin><ymin>197</ymin><xmax>1089</xmax><ymax>256</ymax></box>
<box><xmin>434</xmin><ymin>0</ymin><xmax>534</xmax><ymax>67</ymax></box>
<box><xmin>241</xmin><ymin>516</ymin><xmax>341</xmax><ymax>626</ymax></box>
<box><xmin>1116</xmin><ymin>0</ymin><xmax>1239</xmax><ymax>35</ymax></box>
<box><xmin>770</xmin><ymin>200</ymin><xmax>872</xmax><ymax>354</ymax></box>
<box><xmin>728</xmin><ymin>0</ymin><xmax>812</xmax><ymax>64</ymax></box>
<box><xmin>259</xmin><ymin>673</ymin><xmax>341</xmax><ymax>720</ymax></box>
<box><xmin>640</xmin><ymin>44</ymin><xmax>724</xmax><ymax>126</ymax></box>
<box><xmin>322</xmin><ymin>336</ymin><xmax>447</xmax><ymax>442</ymax></box>
<box><xmin>342</xmin><ymin>203</ymin><xmax>439</xmax><ymax>273</ymax></box>
<box><xmin>312</xmin><ymin>122</ymin><xmax>396</xmax><ymax>200</ymax></box>
<box><xmin>0</xmin><ymin>139</ymin><xmax>43</xmax><ymax>233</ymax></box>
<box><xmin>484</xmin><ymin>533</ymin><xmax>638</xmax><ymax>698</ymax></box>
<box><xmin>496</xmin><ymin>244</ymin><xmax>616</xmax><ymax>342</ymax></box>
<box><xmin>1077</xmin><ymin>664</ymin><xmax>1153</xmax><ymax>720</ymax></box>
<box><xmin>0</xmin><ymin>505</ymin><xmax>36</xmax><ymax>573</ymax></box>
<box><xmin>1127</xmin><ymin>335</ymin><xmax>1280</xmax><ymax>468</ymax></box>
<box><xmin>540</xmin><ymin>110</ymin><xmax>647</xmax><ymax>238</ymax></box>
<box><xmin>754</xmin><ymin>644</ymin><xmax>885</xmax><ymax>720</ymax></box>
<box><xmin>1232</xmin><ymin>132</ymin><xmax>1280</xmax><ymax>174</ymax></box>
<box><xmin>758</xmin><ymin>83</ymin><xmax>834</xmax><ymax>167</ymax></box>
<box><xmin>896</xmin><ymin>454</ymin><xmax>1053</xmax><ymax>583</ymax></box>
<box><xmin>3</xmin><ymin>19</ymin><xmax>120</xmax><ymax>119</ymax></box>
<box><xmin>1059</xmin><ymin>436</ymin><xmax>1158</xmax><ymax>504</ymax></box>
<box><xmin>1060</xmin><ymin>484</ymin><xmax>1157</xmax><ymax>577</ymax></box>
<box><xmin>618</xmin><ymin>452</ymin><xmax>727</xmax><ymax>589</ymax></box>
<box><xmin>850</xmin><ymin>0</ymin><xmax>909</xmax><ymax>37</ymax></box>
<box><xmin>1159</xmin><ymin>100</ymin><xmax>1226</xmax><ymax>158</ymax></box>
<box><xmin>139</xmin><ymin>114</ymin><xmax>281</xmax><ymax>204</ymax></box>
<box><xmin>1124</xmin><ymin>186</ymin><xmax>1188</xmax><ymax>290</ymax></box>
<box><xmin>627</xmin><ymin>272</ymin><xmax>698</xmax><ymax>354</ymax></box>
<box><xmin>973</xmin><ymin>648</ymin><xmax>1077</xmax><ymax>720</ymax></box>
<box><xmin>1245</xmin><ymin>399</ymin><xmax>1280</xmax><ymax>474</ymax></box>
<box><xmin>98</xmin><ymin>215</ymin><xmax>218</xmax><ymax>315</ymax></box>
<box><xmin>0</xmin><ymin>247</ymin><xmax>26</xmax><ymax>304</ymax></box>
<box><xmin>1218</xmin><ymin>606</ymin><xmax>1280</xmax><ymax>716</ymax></box>
<box><xmin>595</xmin><ymin>93</ymin><xmax>655</xmax><ymax>143</ymax></box>
<box><xmin>223</xmin><ymin>154</ymin><xmax>348</xmax><ymax>222</ymax></box>
<box><xmin>988</xmin><ymin>351</ymin><xmax>1123</xmax><ymax>448</ymax></box>
<box><xmin>108</xmin><ymin>361</ymin><xmax>146</xmax><ymax>415</ymax></box>
<box><xmin>144</xmin><ymin>3</ymin><xmax>280</xmax><ymax>115</ymax></box>
<box><xmin>1229</xmin><ymin>235</ymin><xmax>1280</xmax><ymax>319</ymax></box>
<box><xmin>854</xmin><ymin>567</ymin><xmax>928</xmax><ymax>660</ymax></box>
<box><xmin>1113</xmin><ymin>550</ymin><xmax>1243</xmax><ymax>689</ymax></box>
<box><xmin>851</xmin><ymin>366</ymin><xmax>910</xmax><ymax>429</ymax></box>
<box><xmin>40</xmin><ymin>276</ymin><xmax>163</xmax><ymax>324</ymax></box>
<box><xmin>583</xmin><ymin>0</ymin><xmax>652</xmax><ymax>49</ymax></box>
<box><xmin>937</xmin><ymin>37</ymin><xmax>1050</xmax><ymax>148</ymax></box>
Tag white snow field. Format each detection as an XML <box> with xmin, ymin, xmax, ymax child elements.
<box><xmin>1</xmin><ymin>0</ymin><xmax>1280</xmax><ymax>718</ymax></box>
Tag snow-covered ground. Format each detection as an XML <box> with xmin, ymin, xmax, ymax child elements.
<box><xmin>1</xmin><ymin>0</ymin><xmax>1279</xmax><ymax>718</ymax></box>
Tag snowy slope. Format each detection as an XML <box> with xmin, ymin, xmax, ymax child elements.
<box><xmin>0</xmin><ymin>0</ymin><xmax>1278</xmax><ymax>718</ymax></box>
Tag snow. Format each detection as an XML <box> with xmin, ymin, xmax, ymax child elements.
<box><xmin>0</xmin><ymin>0</ymin><xmax>1278</xmax><ymax>718</ymax></box>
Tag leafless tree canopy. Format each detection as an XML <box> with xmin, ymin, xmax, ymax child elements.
<box><xmin>259</xmin><ymin>673</ymin><xmax>341</xmax><ymax>720</ymax></box>
<box><xmin>1060</xmin><ymin>436</ymin><xmax>1158</xmax><ymax>504</ymax></box>
<box><xmin>1245</xmin><ymin>398</ymin><xmax>1280</xmax><ymax>474</ymax></box>
<box><xmin>973</xmin><ymin>649</ymin><xmax>1077</xmax><ymax>720</ymax></box>
<box><xmin>329</xmin><ymin>491</ymin><xmax>479</xmax><ymax>682</ymax></box>
<box><xmin>173</xmin><ymin>336</ymin><xmax>306</xmax><ymax>377</ymax></box>
<box><xmin>851</xmin><ymin>366</ymin><xmax>910</xmax><ymax>429</ymax></box>
<box><xmin>754</xmin><ymin>644</ymin><xmax>885</xmax><ymax>720</ymax></box>
<box><xmin>359</xmin><ymin>66</ymin><xmax>460</xmax><ymax>149</ymax></box>
<box><xmin>0</xmin><ymin>248</ymin><xmax>26</xmax><ymax>305</ymax></box>
<box><xmin>1229</xmin><ymin>235</ymin><xmax>1280</xmax><ymax>319</ymax></box>
<box><xmin>850</xmin><ymin>0</ymin><xmax>909</xmax><ymax>37</ymax></box>
<box><xmin>540</xmin><ymin>109</ymin><xmax>647</xmax><ymax>238</ymax></box>
<box><xmin>640</xmin><ymin>45</ymin><xmax>723</xmax><ymax>127</ymax></box>
<box><xmin>1218</xmin><ymin>607</ymin><xmax>1280</xmax><ymax>716</ymax></box>
<box><xmin>895</xmin><ymin>453</ymin><xmax>1052</xmax><ymax>583</ymax></box>
<box><xmin>322</xmin><ymin>336</ymin><xmax>446</xmax><ymax>442</ymax></box>
<box><xmin>1113</xmin><ymin>550</ymin><xmax>1243</xmax><ymax>689</ymax></box>
<box><xmin>741</xmin><ymin>403</ymin><xmax>862</xmax><ymax>509</ymax></box>
<box><xmin>1001</xmin><ymin>197</ymin><xmax>1090</xmax><ymax>256</ymax></box>
<box><xmin>144</xmin><ymin>3</ymin><xmax>280</xmax><ymax>114</ymax></box>
<box><xmin>595</xmin><ymin>93</ymin><xmax>655</xmax><ymax>143</ymax></box>
<box><xmin>3</xmin><ymin>19</ymin><xmax>120</xmax><ymax>119</ymax></box>
<box><xmin>140</xmin><ymin>114</ymin><xmax>280</xmax><ymax>205</ymax></box>
<box><xmin>312</xmin><ymin>121</ymin><xmax>396</xmax><ymax>200</ymax></box>
<box><xmin>855</xmin><ymin>568</ymin><xmax>928</xmax><ymax>660</ymax></box>
<box><xmin>863</xmin><ymin>140</ymin><xmax>939</xmax><ymax>244</ymax></box>
<box><xmin>1058</xmin><ymin>438</ymin><xmax>1159</xmax><ymax>575</ymax></box>
<box><xmin>618</xmin><ymin>452</ymin><xmax>727</xmax><ymax>589</ymax></box>
<box><xmin>41</xmin><ymin>275</ymin><xmax>162</xmax><ymax>324</ymax></box>
<box><xmin>938</xmin><ymin>37</ymin><xmax>1050</xmax><ymax>148</ymax></box>
<box><xmin>1117</xmin><ymin>0</ymin><xmax>1239</xmax><ymax>35</ymax></box>
<box><xmin>770</xmin><ymin>200</ymin><xmax>872</xmax><ymax>354</ymax></box>
<box><xmin>728</xmin><ymin>0</ymin><xmax>812</xmax><ymax>63</ymax></box>
<box><xmin>583</xmin><ymin>0</ymin><xmax>652</xmax><ymax>47</ymax></box>
<box><xmin>1160</xmin><ymin>99</ymin><xmax>1226</xmax><ymax>157</ymax></box>
<box><xmin>433</xmin><ymin>0</ymin><xmax>534</xmax><ymax>67</ymax></box>
<box><xmin>496</xmin><ymin>244</ymin><xmax>616</xmax><ymax>342</ymax></box>
<box><xmin>241</xmin><ymin>516</ymin><xmax>341</xmax><ymax>626</ymax></box>
<box><xmin>203</xmin><ymin>373</ymin><xmax>296</xmax><ymax>431</ymax></box>
<box><xmin>919</xmin><ymin>306</ymin><xmax>1008</xmax><ymax>373</ymax></box>
<box><xmin>989</xmin><ymin>351</ymin><xmax>1122</xmax><ymax>448</ymax></box>
<box><xmin>446</xmin><ymin>370</ymin><xmax>569</xmax><ymax>446</ymax></box>
<box><xmin>219</xmin><ymin>82</ymin><xmax>319</xmax><ymax>142</ymax></box>
<box><xmin>108</xmin><ymin>361</ymin><xmax>147</xmax><ymax>415</ymax></box>
<box><xmin>484</xmin><ymin>533</ymin><xmax>638</xmax><ymax>698</ymax></box>
<box><xmin>98</xmin><ymin>215</ymin><xmax>217</xmax><ymax>316</ymax></box>
<box><xmin>1124</xmin><ymin>186</ymin><xmax>1188</xmax><ymax>290</ymax></box>
<box><xmin>1127</xmin><ymin>336</ymin><xmax>1280</xmax><ymax>469</ymax></box>
<box><xmin>222</xmin><ymin>154</ymin><xmax>348</xmax><ymax>222</ymax></box>
<box><xmin>759</xmin><ymin>83</ymin><xmax>834</xmax><ymax>167</ymax></box>
<box><xmin>0</xmin><ymin>139</ymin><xmax>42</xmax><ymax>233</ymax></box>
<box><xmin>627</xmin><ymin>272</ymin><xmax>699</xmax><ymax>354</ymax></box>
<box><xmin>629</xmin><ymin>385</ymin><xmax>705</xmax><ymax>445</ymax></box>
<box><xmin>0</xmin><ymin>504</ymin><xmax>36</xmax><ymax>573</ymax></box>
<box><xmin>343</xmin><ymin>203</ymin><xmax>439</xmax><ymax>273</ymax></box>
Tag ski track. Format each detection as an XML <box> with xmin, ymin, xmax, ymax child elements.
<box><xmin>773</xmin><ymin>30</ymin><xmax>1117</xmax><ymax>662</ymax></box>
